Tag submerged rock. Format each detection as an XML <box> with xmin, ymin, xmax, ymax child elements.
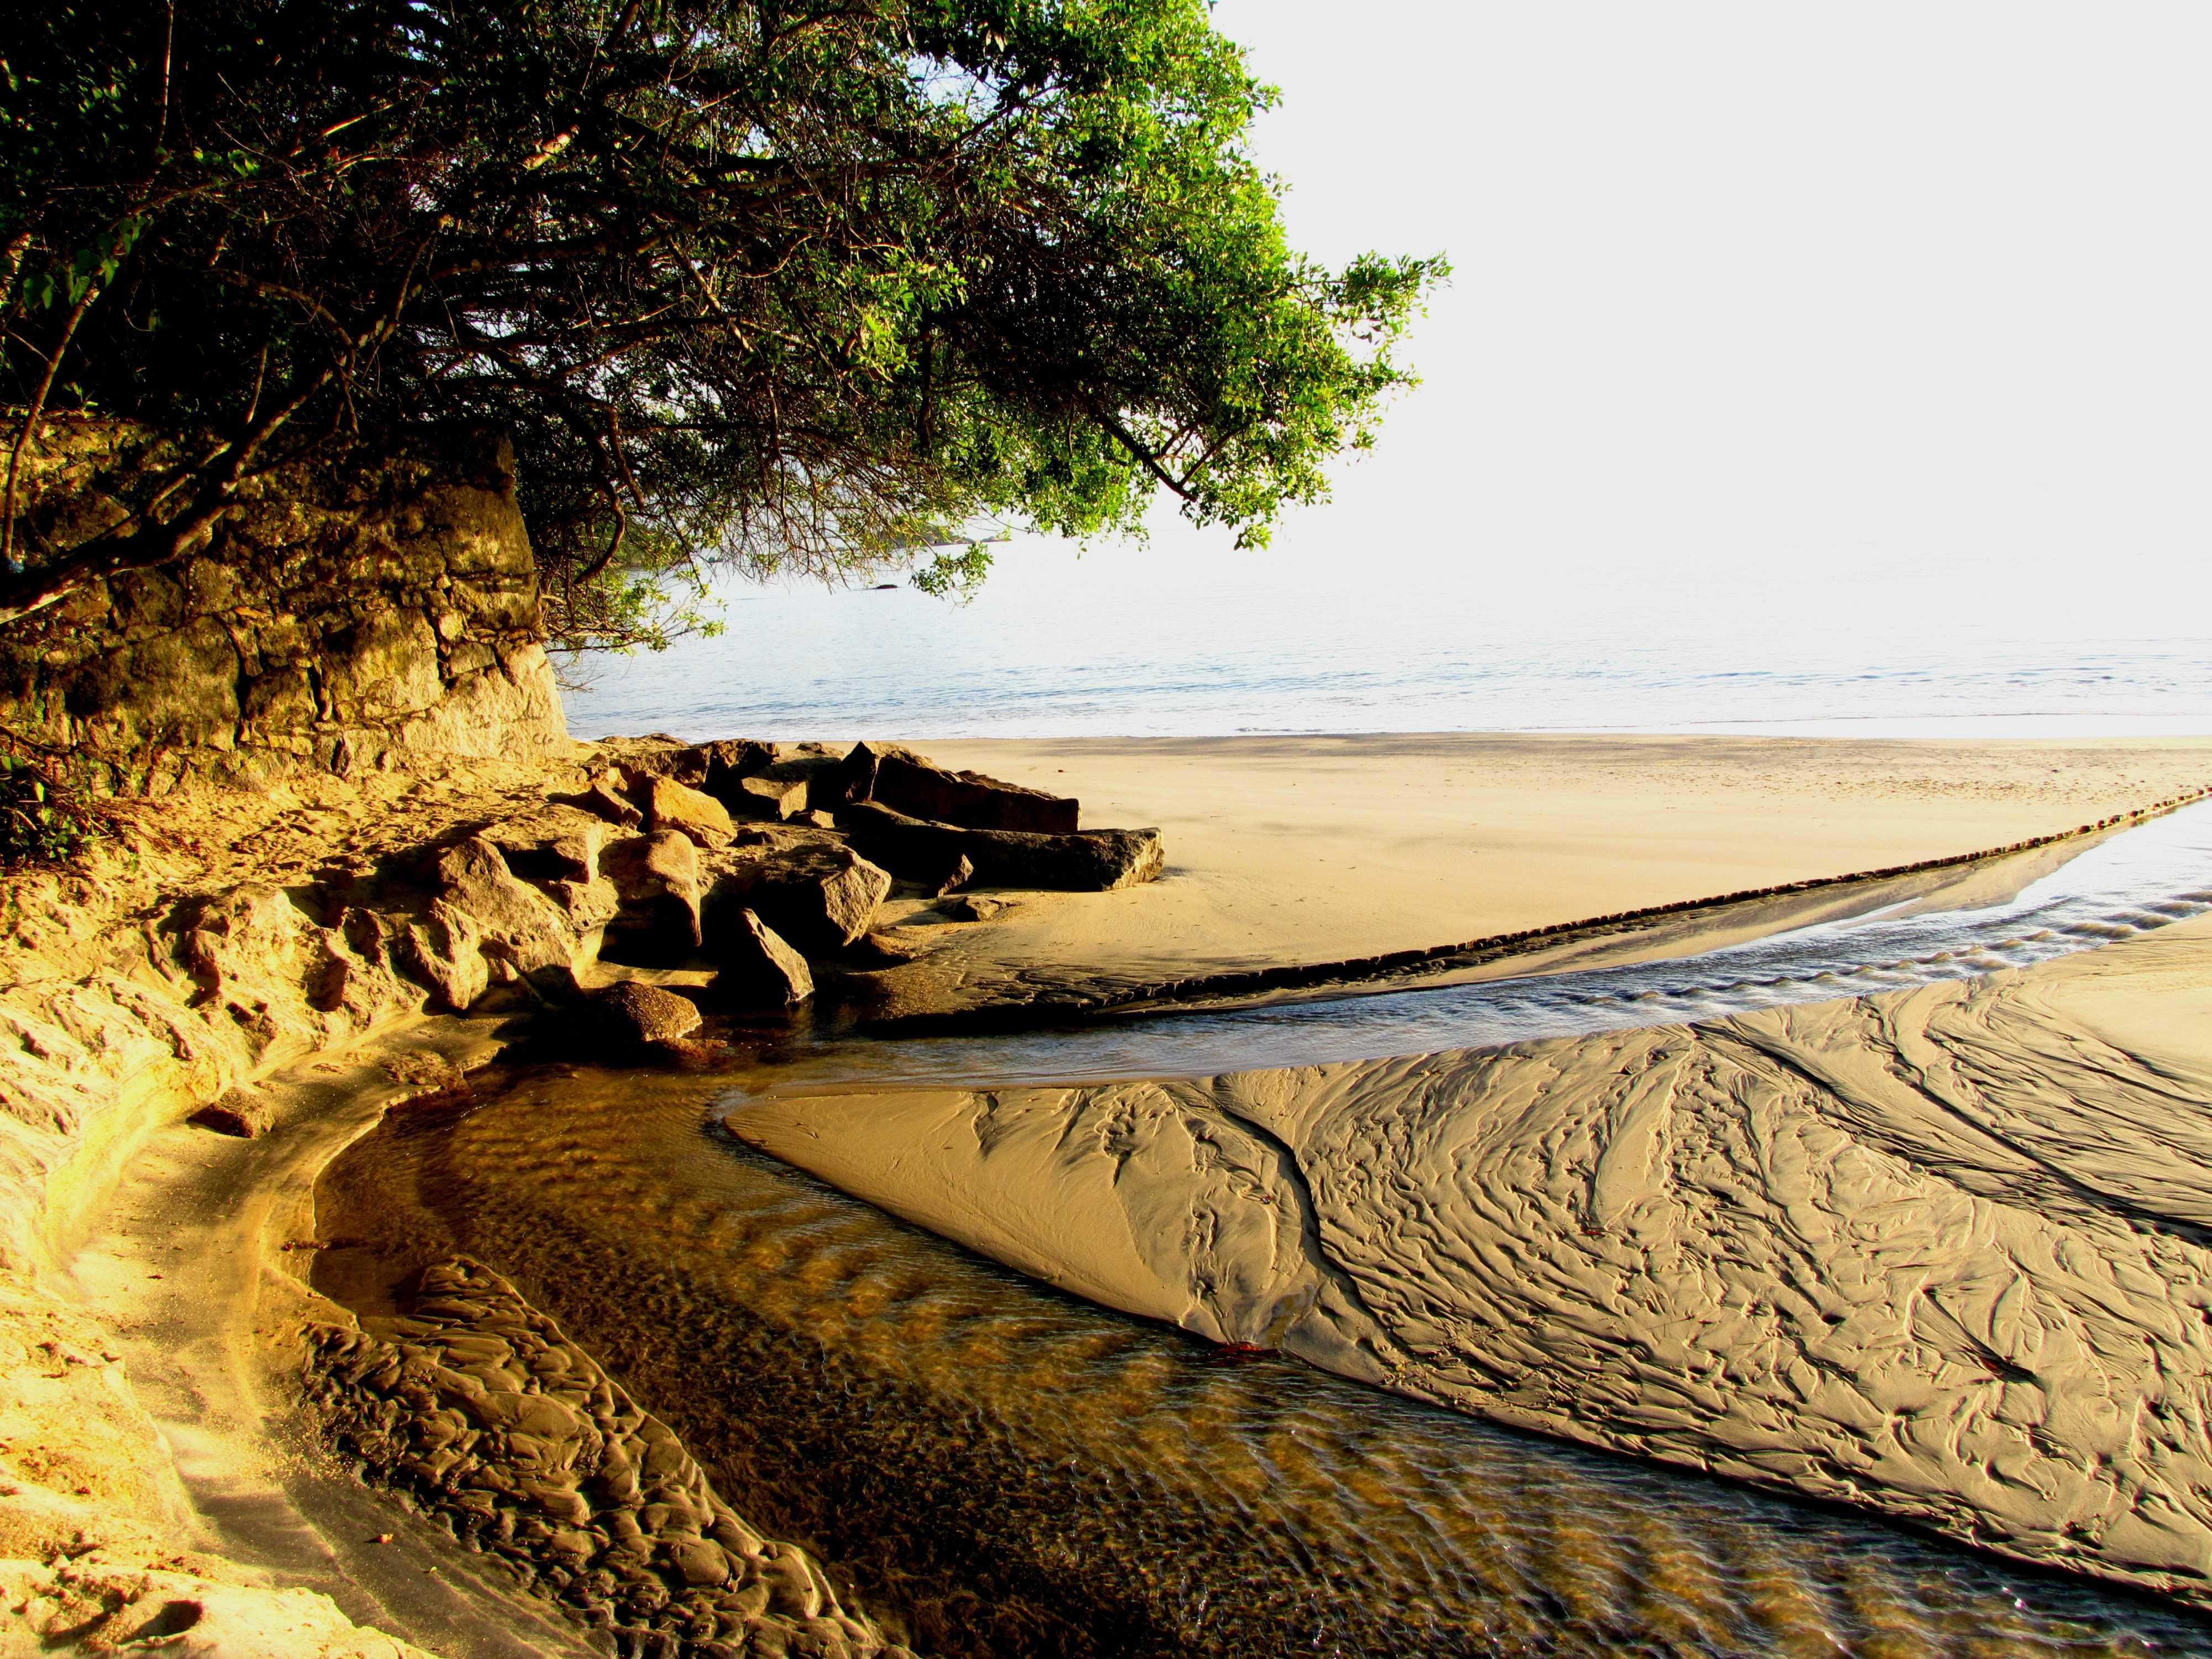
<box><xmin>304</xmin><ymin>1259</ymin><xmax>909</xmax><ymax>1658</ymax></box>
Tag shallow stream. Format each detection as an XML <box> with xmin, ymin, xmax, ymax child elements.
<box><xmin>311</xmin><ymin>804</ymin><xmax>2212</xmax><ymax>1657</ymax></box>
<box><xmin>757</xmin><ymin>797</ymin><xmax>2212</xmax><ymax>1091</ymax></box>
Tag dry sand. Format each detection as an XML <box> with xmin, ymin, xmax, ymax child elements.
<box><xmin>733</xmin><ymin>914</ymin><xmax>2212</xmax><ymax>1608</ymax></box>
<box><xmin>914</xmin><ymin>733</ymin><xmax>2212</xmax><ymax>979</ymax></box>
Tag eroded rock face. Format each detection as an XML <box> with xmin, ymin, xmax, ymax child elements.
<box><xmin>717</xmin><ymin>910</ymin><xmax>813</xmax><ymax>1009</ymax></box>
<box><xmin>1</xmin><ymin>419</ymin><xmax>567</xmax><ymax>796</ymax></box>
<box><xmin>305</xmin><ymin>1259</ymin><xmax>910</xmax><ymax>1659</ymax></box>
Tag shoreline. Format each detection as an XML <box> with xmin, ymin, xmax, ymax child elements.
<box><xmin>857</xmin><ymin>786</ymin><xmax>2205</xmax><ymax>1034</ymax></box>
<box><xmin>841</xmin><ymin>732</ymin><xmax>2212</xmax><ymax>1021</ymax></box>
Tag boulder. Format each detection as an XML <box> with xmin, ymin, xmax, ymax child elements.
<box><xmin>841</xmin><ymin>802</ymin><xmax>1164</xmax><ymax>892</ymax></box>
<box><xmin>559</xmin><ymin>781</ymin><xmax>643</xmax><ymax>830</ymax></box>
<box><xmin>642</xmin><ymin>775</ymin><xmax>736</xmax><ymax>849</ymax></box>
<box><xmin>482</xmin><ymin>806</ymin><xmax>619</xmax><ymax>928</ymax></box>
<box><xmin>927</xmin><ymin>854</ymin><xmax>974</xmax><ymax>899</ymax></box>
<box><xmin>700</xmin><ymin>738</ymin><xmax>774</xmax><ymax>802</ymax></box>
<box><xmin>847</xmin><ymin>930</ymin><xmax>931</xmax><ymax>966</ymax></box>
<box><xmin>832</xmin><ymin>740</ymin><xmax>930</xmax><ymax>808</ymax></box>
<box><xmin>601</xmin><ymin>832</ymin><xmax>703</xmax><ymax>962</ymax></box>
<box><xmin>429</xmin><ymin>836</ymin><xmax>580</xmax><ymax>991</ymax></box>
<box><xmin>589</xmin><ymin>981</ymin><xmax>703</xmax><ymax>1046</ymax></box>
<box><xmin>594</xmin><ymin>736</ymin><xmax>711</xmax><ymax>787</ymax></box>
<box><xmin>728</xmin><ymin>773</ymin><xmax>808</xmax><ymax>822</ymax></box>
<box><xmin>753</xmin><ymin>749</ymin><xmax>851</xmax><ymax>813</ymax></box>
<box><xmin>717</xmin><ymin>910</ymin><xmax>813</xmax><ymax>1009</ymax></box>
<box><xmin>704</xmin><ymin>843</ymin><xmax>891</xmax><ymax>954</ymax></box>
<box><xmin>860</xmin><ymin>749</ymin><xmax>1078</xmax><ymax>834</ymax></box>
<box><xmin>190</xmin><ymin>1088</ymin><xmax>275</xmax><ymax>1138</ymax></box>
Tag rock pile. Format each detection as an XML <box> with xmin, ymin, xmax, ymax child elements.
<box><xmin>305</xmin><ymin>1259</ymin><xmax>913</xmax><ymax>1659</ymax></box>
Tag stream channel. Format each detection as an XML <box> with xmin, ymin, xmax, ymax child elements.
<box><xmin>312</xmin><ymin>804</ymin><xmax>2212</xmax><ymax>1658</ymax></box>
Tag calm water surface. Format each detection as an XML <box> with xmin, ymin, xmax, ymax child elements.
<box><xmin>560</xmin><ymin>570</ymin><xmax>2212</xmax><ymax>740</ymax></box>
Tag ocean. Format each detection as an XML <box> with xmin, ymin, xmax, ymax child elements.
<box><xmin>559</xmin><ymin>545</ymin><xmax>2212</xmax><ymax>742</ymax></box>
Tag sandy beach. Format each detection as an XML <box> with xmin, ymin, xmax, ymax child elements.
<box><xmin>22</xmin><ymin>728</ymin><xmax>2212</xmax><ymax>1653</ymax></box>
<box><xmin>914</xmin><ymin>733</ymin><xmax>2212</xmax><ymax>980</ymax></box>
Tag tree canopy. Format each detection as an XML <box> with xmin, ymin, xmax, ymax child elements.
<box><xmin>1</xmin><ymin>0</ymin><xmax>1441</xmax><ymax>649</ymax></box>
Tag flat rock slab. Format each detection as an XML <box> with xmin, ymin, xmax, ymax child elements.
<box><xmin>731</xmin><ymin>922</ymin><xmax>2212</xmax><ymax>1611</ymax></box>
<box><xmin>860</xmin><ymin>748</ymin><xmax>1078</xmax><ymax>834</ymax></box>
<box><xmin>842</xmin><ymin>802</ymin><xmax>1161</xmax><ymax>892</ymax></box>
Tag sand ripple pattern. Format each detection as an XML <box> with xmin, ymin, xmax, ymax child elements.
<box><xmin>307</xmin><ymin>1258</ymin><xmax>911</xmax><ymax>1659</ymax></box>
<box><xmin>738</xmin><ymin>927</ymin><xmax>2212</xmax><ymax>1608</ymax></box>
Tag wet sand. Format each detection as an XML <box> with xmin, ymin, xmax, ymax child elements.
<box><xmin>736</xmin><ymin>914</ymin><xmax>2212</xmax><ymax>1609</ymax></box>
<box><xmin>311</xmin><ymin>1057</ymin><xmax>2212</xmax><ymax>1659</ymax></box>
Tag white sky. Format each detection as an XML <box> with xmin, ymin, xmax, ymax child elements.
<box><xmin>1057</xmin><ymin>1</ymin><xmax>2212</xmax><ymax>643</ymax></box>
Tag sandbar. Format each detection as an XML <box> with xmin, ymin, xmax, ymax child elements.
<box><xmin>914</xmin><ymin>733</ymin><xmax>2212</xmax><ymax>980</ymax></box>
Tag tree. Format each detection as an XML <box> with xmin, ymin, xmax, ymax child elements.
<box><xmin>0</xmin><ymin>0</ymin><xmax>1442</xmax><ymax>651</ymax></box>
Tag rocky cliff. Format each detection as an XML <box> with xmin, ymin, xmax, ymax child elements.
<box><xmin>1</xmin><ymin>418</ymin><xmax>565</xmax><ymax>794</ymax></box>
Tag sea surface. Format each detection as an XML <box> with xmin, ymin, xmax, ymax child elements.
<box><xmin>560</xmin><ymin>561</ymin><xmax>2212</xmax><ymax>740</ymax></box>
